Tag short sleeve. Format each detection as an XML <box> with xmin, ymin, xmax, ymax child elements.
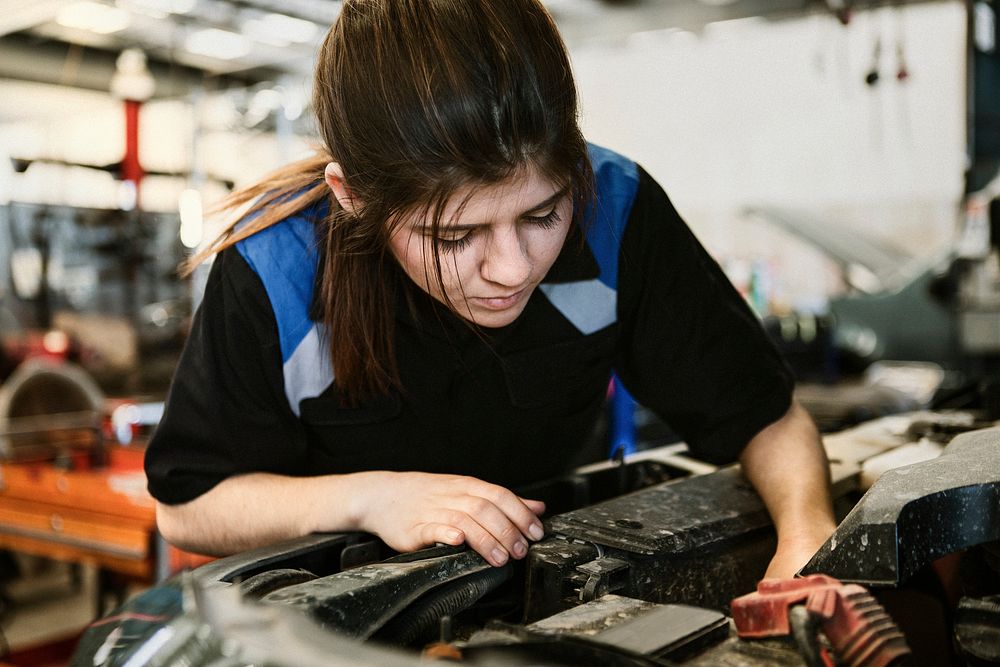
<box><xmin>615</xmin><ymin>168</ymin><xmax>794</xmax><ymax>464</ymax></box>
<box><xmin>144</xmin><ymin>247</ymin><xmax>308</xmax><ymax>504</ymax></box>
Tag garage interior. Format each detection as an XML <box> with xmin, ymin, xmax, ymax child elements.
<box><xmin>0</xmin><ymin>0</ymin><xmax>999</xmax><ymax>665</ymax></box>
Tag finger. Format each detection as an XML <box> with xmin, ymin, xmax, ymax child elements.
<box><xmin>517</xmin><ymin>496</ymin><xmax>545</xmax><ymax>515</ymax></box>
<box><xmin>446</xmin><ymin>510</ymin><xmax>511</xmax><ymax>567</ymax></box>
<box><xmin>474</xmin><ymin>485</ymin><xmax>545</xmax><ymax>543</ymax></box>
<box><xmin>459</xmin><ymin>497</ymin><xmax>530</xmax><ymax>560</ymax></box>
<box><xmin>516</xmin><ymin>498</ymin><xmax>546</xmax><ymax>541</ymax></box>
<box><xmin>417</xmin><ymin>523</ymin><xmax>465</xmax><ymax>548</ymax></box>
<box><xmin>519</xmin><ymin>497</ymin><xmax>547</xmax><ymax>517</ymax></box>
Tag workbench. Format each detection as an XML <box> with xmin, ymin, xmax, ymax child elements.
<box><xmin>0</xmin><ymin>446</ymin><xmax>210</xmax><ymax>612</ymax></box>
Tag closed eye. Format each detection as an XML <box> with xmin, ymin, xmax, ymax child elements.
<box><xmin>524</xmin><ymin>208</ymin><xmax>562</xmax><ymax>229</ymax></box>
<box><xmin>437</xmin><ymin>229</ymin><xmax>475</xmax><ymax>253</ymax></box>
<box><xmin>435</xmin><ymin>190</ymin><xmax>567</xmax><ymax>254</ymax></box>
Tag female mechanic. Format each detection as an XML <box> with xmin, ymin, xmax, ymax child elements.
<box><xmin>146</xmin><ymin>0</ymin><xmax>836</xmax><ymax>579</ymax></box>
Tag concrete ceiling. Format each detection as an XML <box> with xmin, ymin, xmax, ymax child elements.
<box><xmin>0</xmin><ymin>0</ymin><xmax>936</xmax><ymax>126</ymax></box>
<box><xmin>0</xmin><ymin>0</ymin><xmax>837</xmax><ymax>92</ymax></box>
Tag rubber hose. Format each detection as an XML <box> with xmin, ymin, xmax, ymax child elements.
<box><xmin>374</xmin><ymin>565</ymin><xmax>512</xmax><ymax>646</ymax></box>
<box><xmin>238</xmin><ymin>568</ymin><xmax>317</xmax><ymax>599</ymax></box>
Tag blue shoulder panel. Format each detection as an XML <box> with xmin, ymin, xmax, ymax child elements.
<box><xmin>584</xmin><ymin>143</ymin><xmax>640</xmax><ymax>291</ymax></box>
<box><xmin>539</xmin><ymin>144</ymin><xmax>639</xmax><ymax>335</ymax></box>
<box><xmin>236</xmin><ymin>199</ymin><xmax>332</xmax><ymax>415</ymax></box>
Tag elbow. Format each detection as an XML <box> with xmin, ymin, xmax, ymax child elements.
<box><xmin>155</xmin><ymin>500</ymin><xmax>201</xmax><ymax>553</ymax></box>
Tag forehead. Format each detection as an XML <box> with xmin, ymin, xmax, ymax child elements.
<box><xmin>407</xmin><ymin>166</ymin><xmax>567</xmax><ymax>229</ymax></box>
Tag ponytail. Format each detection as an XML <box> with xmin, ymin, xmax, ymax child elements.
<box><xmin>181</xmin><ymin>151</ymin><xmax>331</xmax><ymax>276</ymax></box>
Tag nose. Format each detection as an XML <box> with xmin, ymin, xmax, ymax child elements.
<box><xmin>481</xmin><ymin>224</ymin><xmax>531</xmax><ymax>287</ymax></box>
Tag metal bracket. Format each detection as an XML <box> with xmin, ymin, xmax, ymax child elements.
<box><xmin>575</xmin><ymin>557</ymin><xmax>629</xmax><ymax>602</ymax></box>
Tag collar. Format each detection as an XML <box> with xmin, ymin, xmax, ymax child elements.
<box><xmin>542</xmin><ymin>222</ymin><xmax>600</xmax><ymax>284</ymax></box>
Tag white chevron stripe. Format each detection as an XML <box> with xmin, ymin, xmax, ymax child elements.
<box><xmin>539</xmin><ymin>280</ymin><xmax>617</xmax><ymax>334</ymax></box>
<box><xmin>283</xmin><ymin>323</ymin><xmax>334</xmax><ymax>416</ymax></box>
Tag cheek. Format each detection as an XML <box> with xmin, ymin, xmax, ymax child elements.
<box><xmin>391</xmin><ymin>234</ymin><xmax>471</xmax><ymax>298</ymax></box>
<box><xmin>532</xmin><ymin>220</ymin><xmax>572</xmax><ymax>263</ymax></box>
<box><xmin>436</xmin><ymin>250</ymin><xmax>475</xmax><ymax>293</ymax></box>
<box><xmin>389</xmin><ymin>234</ymin><xmax>431</xmax><ymax>288</ymax></box>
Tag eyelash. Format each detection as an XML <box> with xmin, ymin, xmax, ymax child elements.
<box><xmin>436</xmin><ymin>209</ymin><xmax>563</xmax><ymax>254</ymax></box>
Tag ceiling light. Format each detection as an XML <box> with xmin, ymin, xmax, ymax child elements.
<box><xmin>185</xmin><ymin>28</ymin><xmax>251</xmax><ymax>60</ymax></box>
<box><xmin>179</xmin><ymin>188</ymin><xmax>203</xmax><ymax>248</ymax></box>
<box><xmin>57</xmin><ymin>1</ymin><xmax>131</xmax><ymax>34</ymax></box>
<box><xmin>241</xmin><ymin>19</ymin><xmax>290</xmax><ymax>48</ymax></box>
<box><xmin>118</xmin><ymin>0</ymin><xmax>194</xmax><ymax>16</ymax></box>
<box><xmin>261</xmin><ymin>13</ymin><xmax>319</xmax><ymax>43</ymax></box>
<box><xmin>242</xmin><ymin>13</ymin><xmax>319</xmax><ymax>47</ymax></box>
<box><xmin>541</xmin><ymin>0</ymin><xmax>604</xmax><ymax>18</ymax></box>
<box><xmin>118</xmin><ymin>0</ymin><xmax>168</xmax><ymax>20</ymax></box>
<box><xmin>283</xmin><ymin>94</ymin><xmax>304</xmax><ymax>121</ymax></box>
<box><xmin>704</xmin><ymin>15</ymin><xmax>765</xmax><ymax>36</ymax></box>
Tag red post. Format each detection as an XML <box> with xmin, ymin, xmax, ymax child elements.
<box><xmin>122</xmin><ymin>98</ymin><xmax>144</xmax><ymax>206</ymax></box>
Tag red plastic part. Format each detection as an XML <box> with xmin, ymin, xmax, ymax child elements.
<box><xmin>731</xmin><ymin>574</ymin><xmax>911</xmax><ymax>667</ymax></box>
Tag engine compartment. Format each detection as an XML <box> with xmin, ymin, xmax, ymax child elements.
<box><xmin>73</xmin><ymin>412</ymin><xmax>1000</xmax><ymax>666</ymax></box>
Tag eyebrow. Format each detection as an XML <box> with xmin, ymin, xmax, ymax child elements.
<box><xmin>422</xmin><ymin>185</ymin><xmax>571</xmax><ymax>232</ymax></box>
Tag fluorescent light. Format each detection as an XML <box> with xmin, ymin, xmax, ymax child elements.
<box><xmin>118</xmin><ymin>180</ymin><xmax>137</xmax><ymax>211</ymax></box>
<box><xmin>262</xmin><ymin>13</ymin><xmax>319</xmax><ymax>43</ymax></box>
<box><xmin>242</xmin><ymin>13</ymin><xmax>319</xmax><ymax>47</ymax></box>
<box><xmin>242</xmin><ymin>18</ymin><xmax>291</xmax><ymax>48</ymax></box>
<box><xmin>120</xmin><ymin>4</ymin><xmax>168</xmax><ymax>19</ymax></box>
<box><xmin>185</xmin><ymin>28</ymin><xmax>251</xmax><ymax>60</ymax></box>
<box><xmin>704</xmin><ymin>15</ymin><xmax>765</xmax><ymax>36</ymax></box>
<box><xmin>179</xmin><ymin>188</ymin><xmax>203</xmax><ymax>248</ymax></box>
<box><xmin>118</xmin><ymin>0</ymin><xmax>194</xmax><ymax>16</ymax></box>
<box><xmin>57</xmin><ymin>1</ymin><xmax>131</xmax><ymax>34</ymax></box>
<box><xmin>283</xmin><ymin>95</ymin><xmax>303</xmax><ymax>121</ymax></box>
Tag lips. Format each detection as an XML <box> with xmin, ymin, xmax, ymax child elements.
<box><xmin>471</xmin><ymin>287</ymin><xmax>529</xmax><ymax>311</ymax></box>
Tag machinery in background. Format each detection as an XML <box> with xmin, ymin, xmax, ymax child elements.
<box><xmin>0</xmin><ymin>357</ymin><xmax>104</xmax><ymax>465</ymax></box>
<box><xmin>0</xmin><ymin>351</ymin><xmax>205</xmax><ymax>627</ymax></box>
<box><xmin>71</xmin><ymin>410</ymin><xmax>1000</xmax><ymax>666</ymax></box>
<box><xmin>745</xmin><ymin>173</ymin><xmax>1000</xmax><ymax>431</ymax></box>
<box><xmin>952</xmin><ymin>171</ymin><xmax>1000</xmax><ymax>365</ymax></box>
<box><xmin>747</xmin><ymin>204</ymin><xmax>960</xmax><ymax>375</ymax></box>
<box><xmin>0</xmin><ymin>201</ymin><xmax>190</xmax><ymax>395</ymax></box>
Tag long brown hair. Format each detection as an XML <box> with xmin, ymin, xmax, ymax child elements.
<box><xmin>190</xmin><ymin>0</ymin><xmax>593</xmax><ymax>401</ymax></box>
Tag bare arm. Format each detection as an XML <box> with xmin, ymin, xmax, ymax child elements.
<box><xmin>155</xmin><ymin>471</ymin><xmax>546</xmax><ymax>567</ymax></box>
<box><xmin>155</xmin><ymin>472</ymin><xmax>360</xmax><ymax>556</ymax></box>
<box><xmin>738</xmin><ymin>400</ymin><xmax>836</xmax><ymax>579</ymax></box>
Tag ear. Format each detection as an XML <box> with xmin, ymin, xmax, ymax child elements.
<box><xmin>324</xmin><ymin>162</ymin><xmax>361</xmax><ymax>215</ymax></box>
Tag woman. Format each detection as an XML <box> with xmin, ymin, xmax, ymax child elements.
<box><xmin>146</xmin><ymin>0</ymin><xmax>835</xmax><ymax>578</ymax></box>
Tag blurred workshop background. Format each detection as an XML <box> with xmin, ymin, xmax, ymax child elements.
<box><xmin>0</xmin><ymin>0</ymin><xmax>997</xmax><ymax>663</ymax></box>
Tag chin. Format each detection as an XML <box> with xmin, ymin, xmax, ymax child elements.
<box><xmin>468</xmin><ymin>304</ymin><xmax>528</xmax><ymax>328</ymax></box>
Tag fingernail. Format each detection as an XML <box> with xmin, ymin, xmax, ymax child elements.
<box><xmin>490</xmin><ymin>548</ymin><xmax>508</xmax><ymax>565</ymax></box>
<box><xmin>512</xmin><ymin>540</ymin><xmax>527</xmax><ymax>558</ymax></box>
<box><xmin>528</xmin><ymin>523</ymin><xmax>544</xmax><ymax>541</ymax></box>
<box><xmin>446</xmin><ymin>529</ymin><xmax>463</xmax><ymax>543</ymax></box>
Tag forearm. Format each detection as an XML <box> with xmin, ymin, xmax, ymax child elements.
<box><xmin>155</xmin><ymin>469</ymin><xmax>547</xmax><ymax>566</ymax></box>
<box><xmin>739</xmin><ymin>400</ymin><xmax>836</xmax><ymax>577</ymax></box>
<box><xmin>155</xmin><ymin>471</ymin><xmax>370</xmax><ymax>556</ymax></box>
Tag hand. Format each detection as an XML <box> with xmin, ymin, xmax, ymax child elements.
<box><xmin>351</xmin><ymin>471</ymin><xmax>546</xmax><ymax>567</ymax></box>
